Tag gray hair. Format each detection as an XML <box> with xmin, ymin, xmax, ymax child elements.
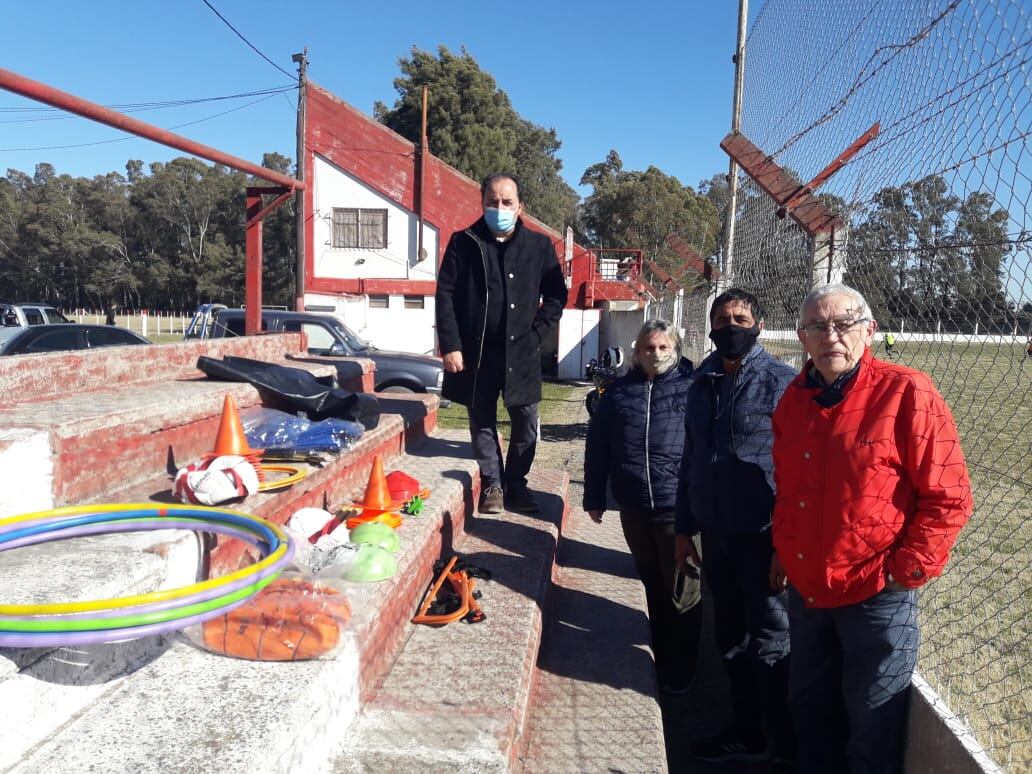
<box><xmin>798</xmin><ymin>283</ymin><xmax>872</xmax><ymax>327</ymax></box>
<box><xmin>632</xmin><ymin>319</ymin><xmax>682</xmax><ymax>367</ymax></box>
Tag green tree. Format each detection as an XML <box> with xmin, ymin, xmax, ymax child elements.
<box><xmin>375</xmin><ymin>45</ymin><xmax>578</xmax><ymax>231</ymax></box>
<box><xmin>578</xmin><ymin>150</ymin><xmax>719</xmax><ymax>280</ymax></box>
<box><xmin>846</xmin><ymin>174</ymin><xmax>1011</xmax><ymax>333</ymax></box>
<box><xmin>255</xmin><ymin>151</ymin><xmax>297</xmax><ymax>308</ymax></box>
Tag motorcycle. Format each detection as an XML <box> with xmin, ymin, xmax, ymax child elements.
<box><xmin>584</xmin><ymin>346</ymin><xmax>624</xmax><ymax>417</ymax></box>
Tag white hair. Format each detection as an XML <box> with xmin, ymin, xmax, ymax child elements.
<box><xmin>798</xmin><ymin>283</ymin><xmax>872</xmax><ymax>327</ymax></box>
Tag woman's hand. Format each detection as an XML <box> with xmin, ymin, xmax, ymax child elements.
<box><xmin>587</xmin><ymin>510</ymin><xmax>604</xmax><ymax>523</ymax></box>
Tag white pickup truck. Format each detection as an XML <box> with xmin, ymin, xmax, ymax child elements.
<box><xmin>0</xmin><ymin>303</ymin><xmax>74</xmax><ymax>347</ymax></box>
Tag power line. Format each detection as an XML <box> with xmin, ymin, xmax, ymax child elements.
<box><xmin>0</xmin><ymin>92</ymin><xmax>281</xmax><ymax>152</ymax></box>
<box><xmin>0</xmin><ymin>85</ymin><xmax>296</xmax><ymax>123</ymax></box>
<box><xmin>200</xmin><ymin>0</ymin><xmax>295</xmax><ymax>81</ymax></box>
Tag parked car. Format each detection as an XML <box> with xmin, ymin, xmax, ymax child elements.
<box><xmin>207</xmin><ymin>309</ymin><xmax>445</xmax><ymax>396</ymax></box>
<box><xmin>0</xmin><ymin>324</ymin><xmax>150</xmax><ymax>356</ymax></box>
<box><xmin>1</xmin><ymin>303</ymin><xmax>73</xmax><ymax>327</ymax></box>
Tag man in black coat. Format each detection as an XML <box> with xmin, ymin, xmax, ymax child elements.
<box><xmin>435</xmin><ymin>173</ymin><xmax>568</xmax><ymax>514</ymax></box>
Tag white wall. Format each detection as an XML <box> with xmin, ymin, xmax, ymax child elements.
<box><xmin>557</xmin><ymin>309</ymin><xmax>601</xmax><ymax>380</ymax></box>
<box><xmin>600</xmin><ymin>303</ymin><xmax>649</xmax><ymax>366</ymax></box>
<box><xmin>304</xmin><ymin>292</ymin><xmax>437</xmax><ymax>355</ymax></box>
<box><xmin>312</xmin><ymin>154</ymin><xmax>439</xmax><ymax>282</ymax></box>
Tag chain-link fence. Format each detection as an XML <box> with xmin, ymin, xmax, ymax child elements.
<box><xmin>698</xmin><ymin>1</ymin><xmax>1031</xmax><ymax>768</ymax></box>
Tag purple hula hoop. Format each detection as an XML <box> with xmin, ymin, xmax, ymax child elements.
<box><xmin>0</xmin><ymin>520</ymin><xmax>285</xmax><ymax>621</ymax></box>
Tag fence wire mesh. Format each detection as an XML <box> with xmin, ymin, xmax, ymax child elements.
<box><xmin>705</xmin><ymin>1</ymin><xmax>1031</xmax><ymax>767</ymax></box>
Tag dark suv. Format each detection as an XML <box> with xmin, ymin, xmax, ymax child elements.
<box><xmin>209</xmin><ymin>309</ymin><xmax>444</xmax><ymax>396</ymax></box>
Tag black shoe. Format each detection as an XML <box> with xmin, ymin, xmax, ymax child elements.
<box><xmin>504</xmin><ymin>485</ymin><xmax>539</xmax><ymax>514</ymax></box>
<box><xmin>479</xmin><ymin>485</ymin><xmax>504</xmax><ymax>514</ymax></box>
<box><xmin>659</xmin><ymin>678</ymin><xmax>693</xmax><ymax>696</ymax></box>
<box><xmin>691</xmin><ymin>729</ymin><xmax>769</xmax><ymax>763</ymax></box>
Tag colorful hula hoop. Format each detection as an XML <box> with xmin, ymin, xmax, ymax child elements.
<box><xmin>257</xmin><ymin>464</ymin><xmax>307</xmax><ymax>492</ymax></box>
<box><xmin>0</xmin><ymin>505</ymin><xmax>288</xmax><ymax>616</ymax></box>
<box><xmin>0</xmin><ymin>504</ymin><xmax>293</xmax><ymax>648</ymax></box>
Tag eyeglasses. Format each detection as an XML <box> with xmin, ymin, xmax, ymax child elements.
<box><xmin>799</xmin><ymin>318</ymin><xmax>869</xmax><ymax>336</ymax></box>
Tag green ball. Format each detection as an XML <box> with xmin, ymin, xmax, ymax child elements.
<box><xmin>342</xmin><ymin>544</ymin><xmax>397</xmax><ymax>583</ymax></box>
<box><xmin>348</xmin><ymin>522</ymin><xmax>401</xmax><ymax>554</ymax></box>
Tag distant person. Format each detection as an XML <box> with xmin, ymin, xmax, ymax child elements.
<box><xmin>584</xmin><ymin>319</ymin><xmax>699</xmax><ymax>695</ymax></box>
<box><xmin>675</xmin><ymin>288</ymin><xmax>796</xmax><ymax>764</ymax></box>
<box><xmin>772</xmin><ymin>282</ymin><xmax>973</xmax><ymax>773</ymax></box>
<box><xmin>1025</xmin><ymin>338</ymin><xmax>1032</xmax><ymax>359</ymax></box>
<box><xmin>105</xmin><ymin>304</ymin><xmax>118</xmax><ymax>326</ymax></box>
<box><xmin>435</xmin><ymin>173</ymin><xmax>568</xmax><ymax>515</ymax></box>
<box><xmin>884</xmin><ymin>330</ymin><xmax>897</xmax><ymax>358</ymax></box>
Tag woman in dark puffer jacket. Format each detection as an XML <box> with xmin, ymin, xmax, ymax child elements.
<box><xmin>583</xmin><ymin>319</ymin><xmax>701</xmax><ymax>694</ymax></box>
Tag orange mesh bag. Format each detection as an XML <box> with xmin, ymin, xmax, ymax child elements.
<box><xmin>201</xmin><ymin>577</ymin><xmax>351</xmax><ymax>661</ymax></box>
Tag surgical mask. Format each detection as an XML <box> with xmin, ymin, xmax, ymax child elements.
<box><xmin>709</xmin><ymin>324</ymin><xmax>760</xmax><ymax>360</ymax></box>
<box><xmin>484</xmin><ymin>207</ymin><xmax>518</xmax><ymax>234</ymax></box>
<box><xmin>645</xmin><ymin>352</ymin><xmax>677</xmax><ymax>374</ymax></box>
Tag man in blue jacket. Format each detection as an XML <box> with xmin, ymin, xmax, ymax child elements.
<box><xmin>675</xmin><ymin>288</ymin><xmax>797</xmax><ymax>764</ymax></box>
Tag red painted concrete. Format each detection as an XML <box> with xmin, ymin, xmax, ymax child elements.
<box><xmin>0</xmin><ymin>334</ymin><xmax>308</xmax><ymax>409</ymax></box>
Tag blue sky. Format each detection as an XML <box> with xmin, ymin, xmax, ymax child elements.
<box><xmin>1</xmin><ymin>1</ymin><xmax>752</xmax><ymax>196</ymax></box>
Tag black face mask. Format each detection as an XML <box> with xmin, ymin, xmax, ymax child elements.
<box><xmin>709</xmin><ymin>324</ymin><xmax>760</xmax><ymax>360</ymax></box>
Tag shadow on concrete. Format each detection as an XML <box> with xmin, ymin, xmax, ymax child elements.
<box><xmin>555</xmin><ymin>536</ymin><xmax>638</xmax><ymax>580</ymax></box>
<box><xmin>540</xmin><ymin>421</ymin><xmax>588</xmax><ymax>445</ymax></box>
<box><xmin>535</xmin><ymin>584</ymin><xmax>656</xmax><ymax>696</ymax></box>
<box><xmin>5</xmin><ymin>636</ymin><xmax>176</xmax><ymax>687</ymax></box>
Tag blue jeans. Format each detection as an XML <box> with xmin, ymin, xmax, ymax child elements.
<box><xmin>787</xmin><ymin>586</ymin><xmax>919</xmax><ymax>774</ymax></box>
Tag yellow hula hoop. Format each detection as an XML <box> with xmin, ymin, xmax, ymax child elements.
<box><xmin>0</xmin><ymin>503</ymin><xmax>289</xmax><ymax>616</ymax></box>
<box><xmin>257</xmin><ymin>464</ymin><xmax>307</xmax><ymax>492</ymax></box>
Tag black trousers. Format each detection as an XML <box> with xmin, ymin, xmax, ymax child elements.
<box><xmin>619</xmin><ymin>511</ymin><xmax>702</xmax><ymax>686</ymax></box>
<box><xmin>702</xmin><ymin>528</ymin><xmax>794</xmax><ymax>754</ymax></box>
<box><xmin>467</xmin><ymin>361</ymin><xmax>538</xmax><ymax>490</ymax></box>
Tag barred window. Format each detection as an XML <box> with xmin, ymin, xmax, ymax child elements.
<box><xmin>404</xmin><ymin>295</ymin><xmax>425</xmax><ymax>309</ymax></box>
<box><xmin>368</xmin><ymin>295</ymin><xmax>389</xmax><ymax>309</ymax></box>
<box><xmin>332</xmin><ymin>208</ymin><xmax>387</xmax><ymax>249</ymax></box>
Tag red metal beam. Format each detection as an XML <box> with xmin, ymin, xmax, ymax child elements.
<box><xmin>778</xmin><ymin>123</ymin><xmax>879</xmax><ymax>215</ymax></box>
<box><xmin>245</xmin><ymin>186</ymin><xmax>293</xmax><ymax>227</ymax></box>
<box><xmin>720</xmin><ymin>131</ymin><xmax>853</xmax><ymax>235</ymax></box>
<box><xmin>0</xmin><ymin>67</ymin><xmax>303</xmax><ymax>191</ymax></box>
<box><xmin>665</xmin><ymin>234</ymin><xmax>719</xmax><ymax>282</ymax></box>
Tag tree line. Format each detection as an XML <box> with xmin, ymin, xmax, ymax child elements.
<box><xmin>1</xmin><ymin>45</ymin><xmax>1021</xmax><ymax>335</ymax></box>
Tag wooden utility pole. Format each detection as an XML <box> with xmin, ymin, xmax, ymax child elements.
<box><xmin>292</xmin><ymin>49</ymin><xmax>308</xmax><ymax>311</ymax></box>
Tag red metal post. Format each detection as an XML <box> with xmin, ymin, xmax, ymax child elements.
<box><xmin>245</xmin><ymin>190</ymin><xmax>265</xmax><ymax>336</ymax></box>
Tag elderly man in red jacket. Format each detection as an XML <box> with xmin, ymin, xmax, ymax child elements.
<box><xmin>770</xmin><ymin>282</ymin><xmax>972</xmax><ymax>774</ymax></box>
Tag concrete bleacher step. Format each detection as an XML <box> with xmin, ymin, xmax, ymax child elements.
<box><xmin>0</xmin><ymin>335</ymin><xmax>379</xmax><ymax>514</ymax></box>
<box><xmin>518</xmin><ymin>499</ymin><xmax>668</xmax><ymax>774</ymax></box>
<box><xmin>1</xmin><ymin>429</ymin><xmax>479</xmax><ymax>773</ymax></box>
<box><xmin>329</xmin><ymin>439</ymin><xmax>570</xmax><ymax>774</ymax></box>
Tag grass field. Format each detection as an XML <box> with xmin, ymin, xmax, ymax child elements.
<box><xmin>435</xmin><ymin>380</ymin><xmax>580</xmax><ymax>431</ymax></box>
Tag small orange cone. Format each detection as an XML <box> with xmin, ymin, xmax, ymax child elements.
<box><xmin>203</xmin><ymin>394</ymin><xmax>264</xmax><ymax>480</ymax></box>
<box><xmin>350</xmin><ymin>455</ymin><xmax>404</xmax><ymax>515</ymax></box>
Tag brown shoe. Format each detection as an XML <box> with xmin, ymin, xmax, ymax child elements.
<box><xmin>479</xmin><ymin>485</ymin><xmax>504</xmax><ymax>514</ymax></box>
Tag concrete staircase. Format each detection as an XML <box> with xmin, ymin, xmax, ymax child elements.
<box><xmin>0</xmin><ymin>336</ymin><xmax>666</xmax><ymax>773</ymax></box>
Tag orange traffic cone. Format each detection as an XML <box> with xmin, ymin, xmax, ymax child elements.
<box><xmin>203</xmin><ymin>394</ymin><xmax>264</xmax><ymax>480</ymax></box>
<box><xmin>349</xmin><ymin>455</ymin><xmax>404</xmax><ymax>515</ymax></box>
